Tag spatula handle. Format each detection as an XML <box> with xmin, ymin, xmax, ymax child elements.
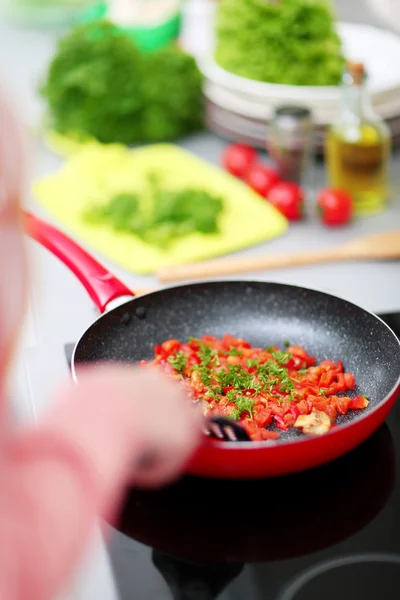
<box><xmin>157</xmin><ymin>247</ymin><xmax>347</xmax><ymax>283</ymax></box>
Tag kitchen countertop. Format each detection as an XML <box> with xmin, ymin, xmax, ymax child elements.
<box><xmin>1</xmin><ymin>1</ymin><xmax>400</xmax><ymax>599</ymax></box>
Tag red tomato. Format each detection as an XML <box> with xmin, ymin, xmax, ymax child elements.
<box><xmin>324</xmin><ymin>405</ymin><xmax>337</xmax><ymax>422</ymax></box>
<box><xmin>245</xmin><ymin>163</ymin><xmax>280</xmax><ymax>196</ymax></box>
<box><xmin>349</xmin><ymin>396</ymin><xmax>369</xmax><ymax>410</ymax></box>
<box><xmin>261</xmin><ymin>430</ymin><xmax>280</xmax><ymax>441</ymax></box>
<box><xmin>254</xmin><ymin>408</ymin><xmax>272</xmax><ymax>428</ymax></box>
<box><xmin>334</xmin><ymin>396</ymin><xmax>351</xmax><ymax>415</ymax></box>
<box><xmin>221</xmin><ymin>143</ymin><xmax>257</xmax><ymax>178</ymax></box>
<box><xmin>317</xmin><ymin>188</ymin><xmax>353</xmax><ymax>226</ymax></box>
<box><xmin>288</xmin><ymin>345</ymin><xmax>316</xmax><ymax>366</ymax></box>
<box><xmin>334</xmin><ymin>373</ymin><xmax>346</xmax><ymax>393</ymax></box>
<box><xmin>320</xmin><ymin>371</ymin><xmax>335</xmax><ymax>387</ymax></box>
<box><xmin>161</xmin><ymin>339</ymin><xmax>181</xmax><ymax>354</ymax></box>
<box><xmin>344</xmin><ymin>373</ymin><xmax>355</xmax><ymax>389</ymax></box>
<box><xmin>268</xmin><ymin>182</ymin><xmax>304</xmax><ymax>220</ymax></box>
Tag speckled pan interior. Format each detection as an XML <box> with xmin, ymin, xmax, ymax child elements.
<box><xmin>73</xmin><ymin>281</ymin><xmax>400</xmax><ymax>443</ymax></box>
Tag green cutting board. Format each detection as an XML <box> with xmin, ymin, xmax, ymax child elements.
<box><xmin>33</xmin><ymin>142</ymin><xmax>288</xmax><ymax>274</ymax></box>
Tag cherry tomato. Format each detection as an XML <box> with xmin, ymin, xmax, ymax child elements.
<box><xmin>245</xmin><ymin>163</ymin><xmax>280</xmax><ymax>196</ymax></box>
<box><xmin>268</xmin><ymin>182</ymin><xmax>304</xmax><ymax>220</ymax></box>
<box><xmin>317</xmin><ymin>188</ymin><xmax>353</xmax><ymax>226</ymax></box>
<box><xmin>221</xmin><ymin>143</ymin><xmax>257</xmax><ymax>177</ymax></box>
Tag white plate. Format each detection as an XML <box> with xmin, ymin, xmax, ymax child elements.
<box><xmin>204</xmin><ymin>80</ymin><xmax>400</xmax><ymax>125</ymax></box>
<box><xmin>200</xmin><ymin>22</ymin><xmax>400</xmax><ymax>107</ymax></box>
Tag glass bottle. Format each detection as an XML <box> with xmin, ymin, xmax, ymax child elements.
<box><xmin>325</xmin><ymin>61</ymin><xmax>391</xmax><ymax>215</ymax></box>
<box><xmin>267</xmin><ymin>105</ymin><xmax>314</xmax><ymax>186</ymax></box>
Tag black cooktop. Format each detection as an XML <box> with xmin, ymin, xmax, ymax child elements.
<box><xmin>67</xmin><ymin>311</ymin><xmax>400</xmax><ymax>600</ymax></box>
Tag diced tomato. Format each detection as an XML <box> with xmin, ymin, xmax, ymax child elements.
<box><xmin>344</xmin><ymin>373</ymin><xmax>355</xmax><ymax>389</ymax></box>
<box><xmin>290</xmin><ymin>404</ymin><xmax>300</xmax><ymax>422</ymax></box>
<box><xmin>261</xmin><ymin>429</ymin><xmax>280</xmax><ymax>441</ymax></box>
<box><xmin>238</xmin><ymin>339</ymin><xmax>251</xmax><ymax>349</ymax></box>
<box><xmin>254</xmin><ymin>408</ymin><xmax>272</xmax><ymax>428</ymax></box>
<box><xmin>349</xmin><ymin>396</ymin><xmax>369</xmax><ymax>410</ymax></box>
<box><xmin>152</xmin><ymin>334</ymin><xmax>364</xmax><ymax>442</ymax></box>
<box><xmin>334</xmin><ymin>373</ymin><xmax>346</xmax><ymax>393</ymax></box>
<box><xmin>287</xmin><ymin>345</ymin><xmax>316</xmax><ymax>366</ymax></box>
<box><xmin>274</xmin><ymin>414</ymin><xmax>288</xmax><ymax>431</ymax></box>
<box><xmin>227</xmin><ymin>355</ymin><xmax>241</xmax><ymax>365</ymax></box>
<box><xmin>334</xmin><ymin>396</ymin><xmax>351</xmax><ymax>415</ymax></box>
<box><xmin>320</xmin><ymin>360</ymin><xmax>337</xmax><ymax>370</ymax></box>
<box><xmin>324</xmin><ymin>405</ymin><xmax>337</xmax><ymax>422</ymax></box>
<box><xmin>202</xmin><ymin>335</ymin><xmax>219</xmax><ymax>344</ymax></box>
<box><xmin>257</xmin><ymin>351</ymin><xmax>274</xmax><ymax>363</ymax></box>
<box><xmin>161</xmin><ymin>339</ymin><xmax>181</xmax><ymax>354</ymax></box>
<box><xmin>188</xmin><ymin>354</ymin><xmax>201</xmax><ymax>368</ymax></box>
<box><xmin>222</xmin><ymin>334</ymin><xmax>250</xmax><ymax>349</ymax></box>
<box><xmin>285</xmin><ymin>358</ymin><xmax>296</xmax><ymax>370</ymax></box>
<box><xmin>223</xmin><ymin>386</ymin><xmax>235</xmax><ymax>394</ymax></box>
<box><xmin>320</xmin><ymin>371</ymin><xmax>335</xmax><ymax>387</ymax></box>
<box><xmin>292</xmin><ymin>356</ymin><xmax>307</xmax><ymax>370</ymax></box>
<box><xmin>296</xmin><ymin>400</ymin><xmax>310</xmax><ymax>415</ymax></box>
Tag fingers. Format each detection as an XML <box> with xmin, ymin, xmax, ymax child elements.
<box><xmin>128</xmin><ymin>368</ymin><xmax>203</xmax><ymax>487</ymax></box>
<box><xmin>45</xmin><ymin>365</ymin><xmax>203</xmax><ymax>507</ymax></box>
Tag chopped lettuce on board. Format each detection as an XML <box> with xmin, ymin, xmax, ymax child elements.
<box><xmin>215</xmin><ymin>0</ymin><xmax>345</xmax><ymax>86</ymax></box>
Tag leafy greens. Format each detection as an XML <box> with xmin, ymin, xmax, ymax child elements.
<box><xmin>215</xmin><ymin>0</ymin><xmax>345</xmax><ymax>86</ymax></box>
<box><xmin>84</xmin><ymin>173</ymin><xmax>224</xmax><ymax>249</ymax></box>
<box><xmin>41</xmin><ymin>20</ymin><xmax>204</xmax><ymax>144</ymax></box>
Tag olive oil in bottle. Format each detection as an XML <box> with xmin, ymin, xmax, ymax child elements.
<box><xmin>326</xmin><ymin>62</ymin><xmax>391</xmax><ymax>215</ymax></box>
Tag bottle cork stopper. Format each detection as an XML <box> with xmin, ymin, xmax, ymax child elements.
<box><xmin>346</xmin><ymin>61</ymin><xmax>366</xmax><ymax>83</ymax></box>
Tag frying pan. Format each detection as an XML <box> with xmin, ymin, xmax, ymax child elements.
<box><xmin>24</xmin><ymin>211</ymin><xmax>400</xmax><ymax>479</ymax></box>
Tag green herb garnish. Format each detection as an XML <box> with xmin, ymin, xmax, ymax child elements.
<box><xmin>229</xmin><ymin>395</ymin><xmax>255</xmax><ymax>420</ymax></box>
<box><xmin>247</xmin><ymin>359</ymin><xmax>259</xmax><ymax>368</ymax></box>
<box><xmin>167</xmin><ymin>353</ymin><xmax>187</xmax><ymax>374</ymax></box>
<box><xmin>228</xmin><ymin>347</ymin><xmax>242</xmax><ymax>357</ymax></box>
<box><xmin>271</xmin><ymin>350</ymin><xmax>291</xmax><ymax>366</ymax></box>
<box><xmin>217</xmin><ymin>365</ymin><xmax>253</xmax><ymax>391</ymax></box>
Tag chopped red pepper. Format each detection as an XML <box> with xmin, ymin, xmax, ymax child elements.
<box><xmin>151</xmin><ymin>335</ymin><xmax>365</xmax><ymax>441</ymax></box>
<box><xmin>349</xmin><ymin>396</ymin><xmax>369</xmax><ymax>410</ymax></box>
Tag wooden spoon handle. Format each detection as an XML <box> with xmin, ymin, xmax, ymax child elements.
<box><xmin>157</xmin><ymin>246</ymin><xmax>349</xmax><ymax>283</ymax></box>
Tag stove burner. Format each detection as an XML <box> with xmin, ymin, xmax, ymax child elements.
<box><xmin>279</xmin><ymin>554</ymin><xmax>400</xmax><ymax>600</ymax></box>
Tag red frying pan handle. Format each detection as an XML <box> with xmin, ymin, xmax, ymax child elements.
<box><xmin>23</xmin><ymin>211</ymin><xmax>134</xmax><ymax>313</ymax></box>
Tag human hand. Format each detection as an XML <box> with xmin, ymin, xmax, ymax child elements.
<box><xmin>44</xmin><ymin>364</ymin><xmax>203</xmax><ymax>505</ymax></box>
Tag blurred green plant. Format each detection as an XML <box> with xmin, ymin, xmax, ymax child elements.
<box><xmin>41</xmin><ymin>20</ymin><xmax>204</xmax><ymax>144</ymax></box>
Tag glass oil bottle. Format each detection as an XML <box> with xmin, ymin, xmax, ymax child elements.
<box><xmin>325</xmin><ymin>61</ymin><xmax>391</xmax><ymax>215</ymax></box>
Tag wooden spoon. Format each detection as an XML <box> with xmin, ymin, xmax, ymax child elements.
<box><xmin>157</xmin><ymin>230</ymin><xmax>400</xmax><ymax>283</ymax></box>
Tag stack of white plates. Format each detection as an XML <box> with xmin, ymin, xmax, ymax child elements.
<box><xmin>198</xmin><ymin>22</ymin><xmax>400</xmax><ymax>149</ymax></box>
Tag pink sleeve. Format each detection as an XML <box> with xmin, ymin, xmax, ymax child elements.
<box><xmin>0</xmin><ymin>378</ymin><xmax>150</xmax><ymax>600</ymax></box>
